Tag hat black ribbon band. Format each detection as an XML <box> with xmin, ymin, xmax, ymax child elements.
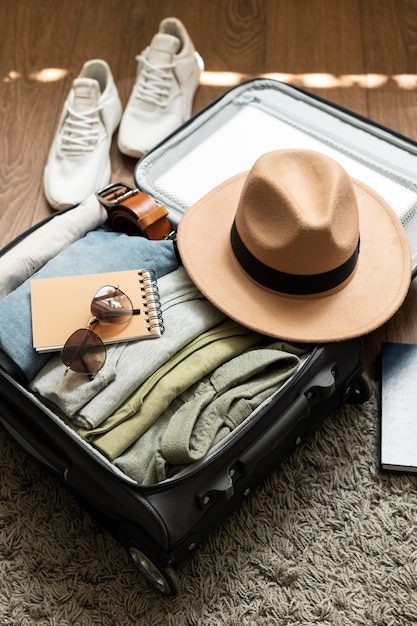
<box><xmin>230</xmin><ymin>221</ymin><xmax>360</xmax><ymax>296</ymax></box>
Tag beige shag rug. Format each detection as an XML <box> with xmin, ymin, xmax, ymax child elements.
<box><xmin>1</xmin><ymin>389</ymin><xmax>417</xmax><ymax>626</ymax></box>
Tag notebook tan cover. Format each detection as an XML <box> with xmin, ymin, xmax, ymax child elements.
<box><xmin>30</xmin><ymin>269</ymin><xmax>162</xmax><ymax>352</ymax></box>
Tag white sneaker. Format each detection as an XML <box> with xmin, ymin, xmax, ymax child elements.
<box><xmin>118</xmin><ymin>17</ymin><xmax>204</xmax><ymax>158</ymax></box>
<box><xmin>43</xmin><ymin>59</ymin><xmax>122</xmax><ymax>210</ymax></box>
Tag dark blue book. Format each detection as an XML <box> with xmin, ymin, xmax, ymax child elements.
<box><xmin>380</xmin><ymin>342</ymin><xmax>417</xmax><ymax>473</ymax></box>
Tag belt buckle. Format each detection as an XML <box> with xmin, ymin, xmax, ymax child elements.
<box><xmin>96</xmin><ymin>182</ymin><xmax>139</xmax><ymax>208</ymax></box>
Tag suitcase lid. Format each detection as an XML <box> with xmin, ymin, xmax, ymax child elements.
<box><xmin>135</xmin><ymin>78</ymin><xmax>417</xmax><ymax>276</ymax></box>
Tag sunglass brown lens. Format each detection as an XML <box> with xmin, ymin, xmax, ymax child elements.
<box><xmin>61</xmin><ymin>329</ymin><xmax>106</xmax><ymax>375</ymax></box>
<box><xmin>91</xmin><ymin>285</ymin><xmax>133</xmax><ymax>325</ymax></box>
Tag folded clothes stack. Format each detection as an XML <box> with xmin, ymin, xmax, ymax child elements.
<box><xmin>0</xmin><ymin>198</ymin><xmax>307</xmax><ymax>484</ymax></box>
<box><xmin>112</xmin><ymin>338</ymin><xmax>306</xmax><ymax>485</ymax></box>
<box><xmin>0</xmin><ymin>213</ymin><xmax>178</xmax><ymax>382</ymax></box>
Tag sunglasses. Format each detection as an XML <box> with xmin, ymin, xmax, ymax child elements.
<box><xmin>61</xmin><ymin>285</ymin><xmax>140</xmax><ymax>380</ymax></box>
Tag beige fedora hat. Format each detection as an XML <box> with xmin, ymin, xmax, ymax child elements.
<box><xmin>177</xmin><ymin>149</ymin><xmax>411</xmax><ymax>342</ymax></box>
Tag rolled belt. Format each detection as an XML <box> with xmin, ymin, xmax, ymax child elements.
<box><xmin>96</xmin><ymin>183</ymin><xmax>173</xmax><ymax>240</ymax></box>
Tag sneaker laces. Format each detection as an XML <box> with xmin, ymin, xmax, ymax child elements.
<box><xmin>60</xmin><ymin>104</ymin><xmax>102</xmax><ymax>156</ymax></box>
<box><xmin>133</xmin><ymin>54</ymin><xmax>175</xmax><ymax>108</ymax></box>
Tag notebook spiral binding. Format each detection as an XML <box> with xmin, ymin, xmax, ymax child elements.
<box><xmin>138</xmin><ymin>269</ymin><xmax>165</xmax><ymax>335</ymax></box>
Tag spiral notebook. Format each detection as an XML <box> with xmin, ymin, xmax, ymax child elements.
<box><xmin>30</xmin><ymin>268</ymin><xmax>164</xmax><ymax>353</ymax></box>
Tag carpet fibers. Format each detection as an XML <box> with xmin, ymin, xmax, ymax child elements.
<box><xmin>1</xmin><ymin>390</ymin><xmax>417</xmax><ymax>626</ymax></box>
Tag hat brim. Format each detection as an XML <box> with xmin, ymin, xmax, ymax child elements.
<box><xmin>177</xmin><ymin>171</ymin><xmax>412</xmax><ymax>342</ymax></box>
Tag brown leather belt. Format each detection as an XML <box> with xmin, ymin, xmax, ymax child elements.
<box><xmin>96</xmin><ymin>183</ymin><xmax>174</xmax><ymax>240</ymax></box>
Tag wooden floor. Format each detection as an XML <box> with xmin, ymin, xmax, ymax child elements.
<box><xmin>2</xmin><ymin>0</ymin><xmax>417</xmax><ymax>377</ymax></box>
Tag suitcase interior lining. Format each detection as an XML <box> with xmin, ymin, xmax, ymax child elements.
<box><xmin>136</xmin><ymin>80</ymin><xmax>417</xmax><ymax>273</ymax></box>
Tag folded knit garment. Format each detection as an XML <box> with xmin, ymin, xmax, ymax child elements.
<box><xmin>114</xmin><ymin>340</ymin><xmax>308</xmax><ymax>484</ymax></box>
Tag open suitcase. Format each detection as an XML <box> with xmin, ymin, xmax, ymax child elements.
<box><xmin>1</xmin><ymin>78</ymin><xmax>416</xmax><ymax>595</ymax></box>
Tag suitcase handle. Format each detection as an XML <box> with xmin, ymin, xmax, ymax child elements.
<box><xmin>239</xmin><ymin>362</ymin><xmax>337</xmax><ymax>475</ymax></box>
<box><xmin>238</xmin><ymin>393</ymin><xmax>310</xmax><ymax>476</ymax></box>
<box><xmin>198</xmin><ymin>393</ymin><xmax>311</xmax><ymax>507</ymax></box>
<box><xmin>198</xmin><ymin>363</ymin><xmax>336</xmax><ymax>504</ymax></box>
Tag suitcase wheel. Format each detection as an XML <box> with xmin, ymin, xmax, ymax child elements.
<box><xmin>128</xmin><ymin>546</ymin><xmax>179</xmax><ymax>595</ymax></box>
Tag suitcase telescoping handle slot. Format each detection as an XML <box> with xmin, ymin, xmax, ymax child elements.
<box><xmin>239</xmin><ymin>362</ymin><xmax>337</xmax><ymax>475</ymax></box>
